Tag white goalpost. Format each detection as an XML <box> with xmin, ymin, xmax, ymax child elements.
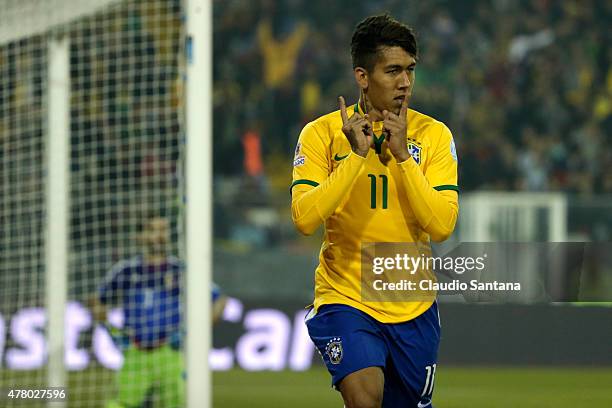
<box><xmin>457</xmin><ymin>192</ymin><xmax>568</xmax><ymax>302</ymax></box>
<box><xmin>0</xmin><ymin>0</ymin><xmax>212</xmax><ymax>407</ymax></box>
<box><xmin>46</xmin><ymin>34</ymin><xmax>70</xmax><ymax>408</ymax></box>
<box><xmin>184</xmin><ymin>0</ymin><xmax>211</xmax><ymax>406</ymax></box>
<box><xmin>459</xmin><ymin>192</ymin><xmax>567</xmax><ymax>242</ymax></box>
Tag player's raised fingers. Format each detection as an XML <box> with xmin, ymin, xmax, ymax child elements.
<box><xmin>339</xmin><ymin>96</ymin><xmax>349</xmax><ymax>124</ymax></box>
<box><xmin>362</xmin><ymin>121</ymin><xmax>371</xmax><ymax>134</ymax></box>
<box><xmin>383</xmin><ymin>109</ymin><xmax>400</xmax><ymax>122</ymax></box>
<box><xmin>400</xmin><ymin>94</ymin><xmax>409</xmax><ymax>118</ymax></box>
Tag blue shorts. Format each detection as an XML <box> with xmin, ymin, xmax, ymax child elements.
<box><xmin>306</xmin><ymin>302</ymin><xmax>441</xmax><ymax>408</ymax></box>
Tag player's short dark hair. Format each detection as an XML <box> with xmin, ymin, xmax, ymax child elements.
<box><xmin>139</xmin><ymin>209</ymin><xmax>168</xmax><ymax>231</ymax></box>
<box><xmin>351</xmin><ymin>14</ymin><xmax>418</xmax><ymax>72</ymax></box>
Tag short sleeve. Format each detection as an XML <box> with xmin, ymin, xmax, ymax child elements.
<box><xmin>212</xmin><ymin>282</ymin><xmax>222</xmax><ymax>303</ymax></box>
<box><xmin>290</xmin><ymin>121</ymin><xmax>330</xmax><ymax>194</ymax></box>
<box><xmin>425</xmin><ymin>124</ymin><xmax>459</xmax><ymax>193</ymax></box>
<box><xmin>98</xmin><ymin>261</ymin><xmax>129</xmax><ymax>305</ymax></box>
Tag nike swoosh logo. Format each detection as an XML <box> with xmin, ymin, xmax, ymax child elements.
<box><xmin>334</xmin><ymin>153</ymin><xmax>349</xmax><ymax>161</ymax></box>
<box><xmin>417</xmin><ymin>401</ymin><xmax>432</xmax><ymax>408</ymax></box>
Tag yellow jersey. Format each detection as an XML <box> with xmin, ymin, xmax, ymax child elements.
<box><xmin>291</xmin><ymin>103</ymin><xmax>458</xmax><ymax>323</ymax></box>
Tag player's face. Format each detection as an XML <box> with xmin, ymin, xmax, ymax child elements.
<box><xmin>366</xmin><ymin>46</ymin><xmax>416</xmax><ymax>115</ymax></box>
<box><xmin>142</xmin><ymin>217</ymin><xmax>169</xmax><ymax>253</ymax></box>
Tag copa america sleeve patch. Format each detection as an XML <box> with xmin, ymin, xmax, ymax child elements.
<box><xmin>293</xmin><ymin>155</ymin><xmax>306</xmax><ymax>167</ymax></box>
<box><xmin>294</xmin><ymin>142</ymin><xmax>301</xmax><ymax>157</ymax></box>
<box><xmin>450</xmin><ymin>138</ymin><xmax>458</xmax><ymax>162</ymax></box>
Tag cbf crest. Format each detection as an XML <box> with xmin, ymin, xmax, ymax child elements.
<box><xmin>408</xmin><ymin>142</ymin><xmax>421</xmax><ymax>164</ymax></box>
<box><xmin>325</xmin><ymin>337</ymin><xmax>343</xmax><ymax>365</ymax></box>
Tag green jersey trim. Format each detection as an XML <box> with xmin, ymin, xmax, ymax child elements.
<box><xmin>433</xmin><ymin>185</ymin><xmax>459</xmax><ymax>192</ymax></box>
<box><xmin>290</xmin><ymin>179</ymin><xmax>320</xmax><ymax>194</ymax></box>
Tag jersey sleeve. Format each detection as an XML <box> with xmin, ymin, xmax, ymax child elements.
<box><xmin>425</xmin><ymin>124</ymin><xmax>459</xmax><ymax>193</ymax></box>
<box><xmin>212</xmin><ymin>282</ymin><xmax>222</xmax><ymax>303</ymax></box>
<box><xmin>290</xmin><ymin>119</ymin><xmax>367</xmax><ymax>235</ymax></box>
<box><xmin>291</xmin><ymin>121</ymin><xmax>330</xmax><ymax>193</ymax></box>
<box><xmin>98</xmin><ymin>261</ymin><xmax>128</xmax><ymax>305</ymax></box>
<box><xmin>396</xmin><ymin>123</ymin><xmax>459</xmax><ymax>242</ymax></box>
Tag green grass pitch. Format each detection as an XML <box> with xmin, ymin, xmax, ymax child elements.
<box><xmin>2</xmin><ymin>366</ymin><xmax>611</xmax><ymax>407</ymax></box>
<box><xmin>213</xmin><ymin>367</ymin><xmax>612</xmax><ymax>407</ymax></box>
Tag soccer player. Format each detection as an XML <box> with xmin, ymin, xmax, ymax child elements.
<box><xmin>291</xmin><ymin>14</ymin><xmax>458</xmax><ymax>408</ymax></box>
<box><xmin>90</xmin><ymin>213</ymin><xmax>226</xmax><ymax>408</ymax></box>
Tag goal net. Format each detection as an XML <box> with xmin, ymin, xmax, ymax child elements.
<box><xmin>452</xmin><ymin>192</ymin><xmax>569</xmax><ymax>302</ymax></box>
<box><xmin>0</xmin><ymin>0</ymin><xmax>190</xmax><ymax>406</ymax></box>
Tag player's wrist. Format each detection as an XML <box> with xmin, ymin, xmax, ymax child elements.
<box><xmin>392</xmin><ymin>149</ymin><xmax>411</xmax><ymax>163</ymax></box>
<box><xmin>352</xmin><ymin>146</ymin><xmax>369</xmax><ymax>158</ymax></box>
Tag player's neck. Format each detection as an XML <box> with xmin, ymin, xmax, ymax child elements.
<box><xmin>143</xmin><ymin>252</ymin><xmax>167</xmax><ymax>265</ymax></box>
<box><xmin>358</xmin><ymin>97</ymin><xmax>384</xmax><ymax>122</ymax></box>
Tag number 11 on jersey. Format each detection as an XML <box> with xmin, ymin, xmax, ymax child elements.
<box><xmin>368</xmin><ymin>174</ymin><xmax>388</xmax><ymax>209</ymax></box>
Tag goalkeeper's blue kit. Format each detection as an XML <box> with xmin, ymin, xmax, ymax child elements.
<box><xmin>99</xmin><ymin>255</ymin><xmax>182</xmax><ymax>348</ymax></box>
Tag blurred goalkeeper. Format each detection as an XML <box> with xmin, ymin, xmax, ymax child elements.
<box><xmin>90</xmin><ymin>213</ymin><xmax>226</xmax><ymax>408</ymax></box>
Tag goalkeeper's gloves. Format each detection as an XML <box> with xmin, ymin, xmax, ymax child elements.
<box><xmin>102</xmin><ymin>322</ymin><xmax>131</xmax><ymax>350</ymax></box>
<box><xmin>169</xmin><ymin>329</ymin><xmax>184</xmax><ymax>350</ymax></box>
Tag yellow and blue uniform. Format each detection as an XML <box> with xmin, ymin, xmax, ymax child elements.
<box><xmin>292</xmin><ymin>103</ymin><xmax>458</xmax><ymax>406</ymax></box>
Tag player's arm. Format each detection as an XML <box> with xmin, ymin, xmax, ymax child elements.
<box><xmin>397</xmin><ymin>153</ymin><xmax>458</xmax><ymax>242</ymax></box>
<box><xmin>90</xmin><ymin>262</ymin><xmax>133</xmax><ymax>349</ymax></box>
<box><xmin>88</xmin><ymin>295</ymin><xmax>108</xmax><ymax>323</ymax></box>
<box><xmin>291</xmin><ymin>154</ymin><xmax>365</xmax><ymax>235</ymax></box>
<box><xmin>291</xmin><ymin>97</ymin><xmax>372</xmax><ymax>235</ymax></box>
<box><xmin>212</xmin><ymin>296</ymin><xmax>227</xmax><ymax>324</ymax></box>
<box><xmin>396</xmin><ymin>127</ymin><xmax>458</xmax><ymax>241</ymax></box>
<box><xmin>211</xmin><ymin>283</ymin><xmax>227</xmax><ymax>324</ymax></box>
<box><xmin>384</xmin><ymin>100</ymin><xmax>458</xmax><ymax>242</ymax></box>
<box><xmin>89</xmin><ymin>261</ymin><xmax>125</xmax><ymax>323</ymax></box>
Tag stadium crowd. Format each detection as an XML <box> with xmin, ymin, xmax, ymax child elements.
<box><xmin>214</xmin><ymin>0</ymin><xmax>611</xmax><ymax>195</ymax></box>
<box><xmin>1</xmin><ymin>0</ymin><xmax>610</xmax><ymax>261</ymax></box>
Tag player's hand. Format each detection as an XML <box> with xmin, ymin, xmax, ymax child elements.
<box><xmin>382</xmin><ymin>96</ymin><xmax>411</xmax><ymax>162</ymax></box>
<box><xmin>102</xmin><ymin>322</ymin><xmax>131</xmax><ymax>350</ymax></box>
<box><xmin>339</xmin><ymin>96</ymin><xmax>373</xmax><ymax>158</ymax></box>
<box><xmin>169</xmin><ymin>330</ymin><xmax>183</xmax><ymax>350</ymax></box>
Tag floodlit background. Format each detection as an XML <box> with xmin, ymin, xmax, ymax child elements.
<box><xmin>212</xmin><ymin>2</ymin><xmax>611</xmax><ymax>407</ymax></box>
<box><xmin>0</xmin><ymin>0</ymin><xmax>611</xmax><ymax>407</ymax></box>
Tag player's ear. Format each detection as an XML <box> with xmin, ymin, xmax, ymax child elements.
<box><xmin>354</xmin><ymin>67</ymin><xmax>368</xmax><ymax>90</ymax></box>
